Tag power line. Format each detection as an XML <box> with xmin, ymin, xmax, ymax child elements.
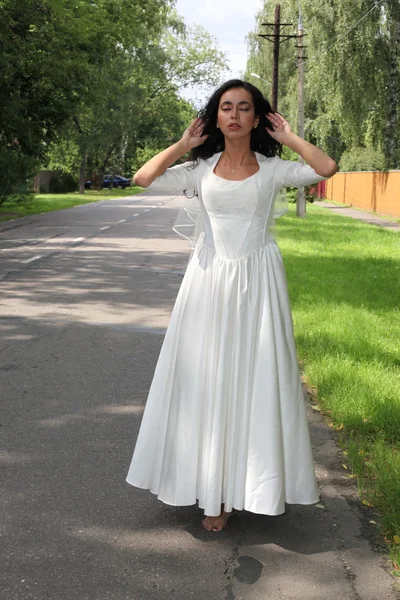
<box><xmin>299</xmin><ymin>0</ymin><xmax>384</xmax><ymax>70</ymax></box>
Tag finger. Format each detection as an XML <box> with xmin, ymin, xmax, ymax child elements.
<box><xmin>272</xmin><ymin>113</ymin><xmax>285</xmax><ymax>124</ymax></box>
<box><xmin>271</xmin><ymin>114</ymin><xmax>283</xmax><ymax>124</ymax></box>
<box><xmin>266</xmin><ymin>115</ymin><xmax>278</xmax><ymax>126</ymax></box>
<box><xmin>191</xmin><ymin>118</ymin><xmax>201</xmax><ymax>129</ymax></box>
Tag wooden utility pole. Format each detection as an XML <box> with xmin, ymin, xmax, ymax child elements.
<box><xmin>258</xmin><ymin>4</ymin><xmax>296</xmax><ymax>112</ymax></box>
<box><xmin>272</xmin><ymin>4</ymin><xmax>281</xmax><ymax>112</ymax></box>
<box><xmin>296</xmin><ymin>11</ymin><xmax>307</xmax><ymax>216</ymax></box>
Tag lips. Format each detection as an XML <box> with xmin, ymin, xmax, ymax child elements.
<box><xmin>228</xmin><ymin>124</ymin><xmax>241</xmax><ymax>129</ymax></box>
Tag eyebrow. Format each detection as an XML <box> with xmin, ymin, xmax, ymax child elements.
<box><xmin>220</xmin><ymin>100</ymin><xmax>252</xmax><ymax>106</ymax></box>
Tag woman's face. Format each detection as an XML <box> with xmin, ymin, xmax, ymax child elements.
<box><xmin>216</xmin><ymin>87</ymin><xmax>260</xmax><ymax>138</ymax></box>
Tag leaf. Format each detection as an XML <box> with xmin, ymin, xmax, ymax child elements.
<box><xmin>342</xmin><ymin>451</ymin><xmax>348</xmax><ymax>456</ymax></box>
<box><xmin>335</xmin><ymin>423</ymin><xmax>344</xmax><ymax>430</ymax></box>
<box><xmin>342</xmin><ymin>464</ymin><xmax>348</xmax><ymax>470</ymax></box>
<box><xmin>312</xmin><ymin>405</ymin><xmax>321</xmax><ymax>411</ymax></box>
<box><xmin>362</xmin><ymin>500</ymin><xmax>374</xmax><ymax>508</ymax></box>
<box><xmin>393</xmin><ymin>535</ymin><xmax>400</xmax><ymax>545</ymax></box>
<box><xmin>315</xmin><ymin>503</ymin><xmax>325</xmax><ymax>510</ymax></box>
<box><xmin>369</xmin><ymin>520</ymin><xmax>377</xmax><ymax>525</ymax></box>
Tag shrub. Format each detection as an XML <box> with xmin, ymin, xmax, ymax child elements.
<box><xmin>286</xmin><ymin>186</ymin><xmax>317</xmax><ymax>204</ymax></box>
<box><xmin>49</xmin><ymin>172</ymin><xmax>78</xmax><ymax>193</ymax></box>
<box><xmin>339</xmin><ymin>147</ymin><xmax>385</xmax><ymax>172</ymax></box>
<box><xmin>0</xmin><ymin>146</ymin><xmax>39</xmax><ymax>205</ymax></box>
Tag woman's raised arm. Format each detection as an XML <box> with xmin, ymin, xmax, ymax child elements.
<box><xmin>266</xmin><ymin>112</ymin><xmax>338</xmax><ymax>178</ymax></box>
<box><xmin>133</xmin><ymin>118</ymin><xmax>208</xmax><ymax>188</ymax></box>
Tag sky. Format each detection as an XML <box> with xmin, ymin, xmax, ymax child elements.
<box><xmin>175</xmin><ymin>0</ymin><xmax>265</xmax><ymax>106</ymax></box>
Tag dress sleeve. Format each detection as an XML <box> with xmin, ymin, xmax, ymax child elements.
<box><xmin>275</xmin><ymin>157</ymin><xmax>330</xmax><ymax>188</ymax></box>
<box><xmin>146</xmin><ymin>160</ymin><xmax>196</xmax><ymax>194</ymax></box>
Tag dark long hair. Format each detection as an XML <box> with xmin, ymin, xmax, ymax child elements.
<box><xmin>188</xmin><ymin>79</ymin><xmax>282</xmax><ymax>163</ymax></box>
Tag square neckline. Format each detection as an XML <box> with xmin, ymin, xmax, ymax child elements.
<box><xmin>211</xmin><ymin>151</ymin><xmax>261</xmax><ymax>183</ymax></box>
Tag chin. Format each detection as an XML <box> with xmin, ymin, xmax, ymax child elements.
<box><xmin>223</xmin><ymin>129</ymin><xmax>249</xmax><ymax>138</ymax></box>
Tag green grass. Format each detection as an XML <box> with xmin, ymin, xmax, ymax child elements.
<box><xmin>278</xmin><ymin>202</ymin><xmax>400</xmax><ymax>570</ymax></box>
<box><xmin>0</xmin><ymin>187</ymin><xmax>144</xmax><ymax>221</ymax></box>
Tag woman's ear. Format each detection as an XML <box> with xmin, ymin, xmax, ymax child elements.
<box><xmin>254</xmin><ymin>116</ymin><xmax>260</xmax><ymax>129</ymax></box>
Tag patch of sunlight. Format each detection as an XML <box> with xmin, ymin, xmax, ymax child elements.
<box><xmin>101</xmin><ymin>405</ymin><xmax>143</xmax><ymax>415</ymax></box>
<box><xmin>66</xmin><ymin>524</ymin><xmax>192</xmax><ymax>551</ymax></box>
<box><xmin>4</xmin><ymin>334</ymin><xmax>35</xmax><ymax>340</ymax></box>
<box><xmin>0</xmin><ymin>450</ymin><xmax>35</xmax><ymax>465</ymax></box>
<box><xmin>39</xmin><ymin>405</ymin><xmax>143</xmax><ymax>427</ymax></box>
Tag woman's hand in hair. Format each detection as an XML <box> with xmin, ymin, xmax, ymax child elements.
<box><xmin>265</xmin><ymin>112</ymin><xmax>292</xmax><ymax>145</ymax></box>
<box><xmin>180</xmin><ymin>118</ymin><xmax>209</xmax><ymax>151</ymax></box>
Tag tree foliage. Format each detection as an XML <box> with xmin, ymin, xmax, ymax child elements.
<box><xmin>0</xmin><ymin>0</ymin><xmax>227</xmax><ymax>199</ymax></box>
<box><xmin>245</xmin><ymin>0</ymin><xmax>400</xmax><ymax>170</ymax></box>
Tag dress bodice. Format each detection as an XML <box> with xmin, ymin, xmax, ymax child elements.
<box><xmin>200</xmin><ymin>168</ymin><xmax>275</xmax><ymax>260</ymax></box>
<box><xmin>147</xmin><ymin>150</ymin><xmax>329</xmax><ymax>260</ymax></box>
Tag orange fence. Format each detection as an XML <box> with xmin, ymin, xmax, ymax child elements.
<box><xmin>324</xmin><ymin>171</ymin><xmax>400</xmax><ymax>218</ymax></box>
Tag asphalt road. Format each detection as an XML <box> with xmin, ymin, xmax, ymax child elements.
<box><xmin>1</xmin><ymin>192</ymin><xmax>398</xmax><ymax>600</ymax></box>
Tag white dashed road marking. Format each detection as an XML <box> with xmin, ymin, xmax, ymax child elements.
<box><xmin>99</xmin><ymin>226</ymin><xmax>110</xmax><ymax>231</ymax></box>
<box><xmin>133</xmin><ymin>213</ymin><xmax>139</xmax><ymax>217</ymax></box>
<box><xmin>72</xmin><ymin>237</ymin><xmax>85</xmax><ymax>244</ymax></box>
<box><xmin>118</xmin><ymin>219</ymin><xmax>126</xmax><ymax>223</ymax></box>
<box><xmin>21</xmin><ymin>255</ymin><xmax>43</xmax><ymax>264</ymax></box>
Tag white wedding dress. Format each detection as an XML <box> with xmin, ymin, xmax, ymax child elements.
<box><xmin>126</xmin><ymin>152</ymin><xmax>327</xmax><ymax>517</ymax></box>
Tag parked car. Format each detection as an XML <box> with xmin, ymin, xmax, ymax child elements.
<box><xmin>84</xmin><ymin>175</ymin><xmax>132</xmax><ymax>190</ymax></box>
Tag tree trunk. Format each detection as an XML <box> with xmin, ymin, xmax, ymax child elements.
<box><xmin>101</xmin><ymin>144</ymin><xmax>117</xmax><ymax>175</ymax></box>
<box><xmin>79</xmin><ymin>151</ymin><xmax>86</xmax><ymax>194</ymax></box>
<box><xmin>90</xmin><ymin>144</ymin><xmax>117</xmax><ymax>191</ymax></box>
<box><xmin>92</xmin><ymin>171</ymin><xmax>103</xmax><ymax>191</ymax></box>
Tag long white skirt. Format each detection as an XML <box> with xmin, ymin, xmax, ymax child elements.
<box><xmin>126</xmin><ymin>238</ymin><xmax>319</xmax><ymax>516</ymax></box>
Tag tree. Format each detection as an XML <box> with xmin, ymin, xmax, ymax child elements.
<box><xmin>244</xmin><ymin>0</ymin><xmax>400</xmax><ymax>169</ymax></box>
<box><xmin>382</xmin><ymin>0</ymin><xmax>400</xmax><ymax>169</ymax></box>
<box><xmin>46</xmin><ymin>10</ymin><xmax>228</xmax><ymax>191</ymax></box>
<box><xmin>0</xmin><ymin>0</ymin><xmax>174</xmax><ymax>200</ymax></box>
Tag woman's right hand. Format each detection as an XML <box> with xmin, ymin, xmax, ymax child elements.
<box><xmin>180</xmin><ymin>118</ymin><xmax>209</xmax><ymax>150</ymax></box>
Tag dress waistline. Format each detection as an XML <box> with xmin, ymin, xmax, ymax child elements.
<box><xmin>196</xmin><ymin>234</ymin><xmax>277</xmax><ymax>263</ymax></box>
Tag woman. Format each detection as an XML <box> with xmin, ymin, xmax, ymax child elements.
<box><xmin>126</xmin><ymin>79</ymin><xmax>338</xmax><ymax>532</ymax></box>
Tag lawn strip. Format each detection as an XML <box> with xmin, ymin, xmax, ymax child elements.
<box><xmin>278</xmin><ymin>202</ymin><xmax>400</xmax><ymax>569</ymax></box>
<box><xmin>0</xmin><ymin>187</ymin><xmax>145</xmax><ymax>221</ymax></box>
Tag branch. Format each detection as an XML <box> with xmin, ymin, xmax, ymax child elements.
<box><xmin>150</xmin><ymin>61</ymin><xmax>212</xmax><ymax>99</ymax></box>
<box><xmin>73</xmin><ymin>116</ymin><xmax>83</xmax><ymax>135</ymax></box>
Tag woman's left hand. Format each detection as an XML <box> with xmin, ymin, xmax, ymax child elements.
<box><xmin>265</xmin><ymin>112</ymin><xmax>292</xmax><ymax>144</ymax></box>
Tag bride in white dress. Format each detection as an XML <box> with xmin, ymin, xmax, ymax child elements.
<box><xmin>126</xmin><ymin>79</ymin><xmax>338</xmax><ymax>532</ymax></box>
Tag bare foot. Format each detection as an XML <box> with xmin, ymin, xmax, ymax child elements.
<box><xmin>202</xmin><ymin>508</ymin><xmax>236</xmax><ymax>532</ymax></box>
